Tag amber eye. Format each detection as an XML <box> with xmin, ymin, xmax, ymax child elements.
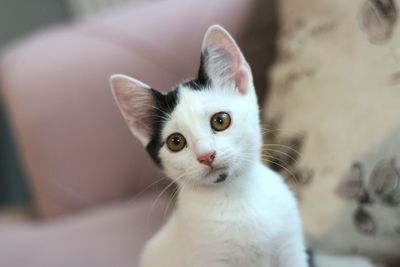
<box><xmin>166</xmin><ymin>133</ymin><xmax>186</xmax><ymax>152</ymax></box>
<box><xmin>211</xmin><ymin>112</ymin><xmax>231</xmax><ymax>131</ymax></box>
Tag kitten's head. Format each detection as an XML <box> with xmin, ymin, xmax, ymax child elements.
<box><xmin>110</xmin><ymin>25</ymin><xmax>261</xmax><ymax>186</ymax></box>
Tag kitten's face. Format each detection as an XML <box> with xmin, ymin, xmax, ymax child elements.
<box><xmin>110</xmin><ymin>25</ymin><xmax>261</xmax><ymax>186</ymax></box>
<box><xmin>160</xmin><ymin>84</ymin><xmax>260</xmax><ymax>186</ymax></box>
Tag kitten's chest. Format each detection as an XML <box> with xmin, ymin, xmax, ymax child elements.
<box><xmin>178</xmin><ymin>212</ymin><xmax>278</xmax><ymax>267</ymax></box>
<box><xmin>175</xmin><ymin>168</ymin><xmax>295</xmax><ymax>266</ymax></box>
<box><xmin>177</xmin><ymin>194</ymin><xmax>281</xmax><ymax>265</ymax></box>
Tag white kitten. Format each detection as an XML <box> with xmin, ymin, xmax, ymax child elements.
<box><xmin>110</xmin><ymin>25</ymin><xmax>308</xmax><ymax>267</ymax></box>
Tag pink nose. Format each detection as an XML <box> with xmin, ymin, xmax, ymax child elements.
<box><xmin>197</xmin><ymin>151</ymin><xmax>216</xmax><ymax>167</ymax></box>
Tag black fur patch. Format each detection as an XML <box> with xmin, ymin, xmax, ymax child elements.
<box><xmin>215</xmin><ymin>173</ymin><xmax>228</xmax><ymax>183</ymax></box>
<box><xmin>182</xmin><ymin>52</ymin><xmax>210</xmax><ymax>90</ymax></box>
<box><xmin>145</xmin><ymin>51</ymin><xmax>210</xmax><ymax>166</ymax></box>
<box><xmin>145</xmin><ymin>88</ymin><xmax>179</xmax><ymax>166</ymax></box>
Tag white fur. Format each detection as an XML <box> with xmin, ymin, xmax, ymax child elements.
<box><xmin>141</xmin><ymin>166</ymin><xmax>307</xmax><ymax>267</ymax></box>
<box><xmin>140</xmin><ymin>82</ymin><xmax>307</xmax><ymax>267</ymax></box>
<box><xmin>111</xmin><ymin>25</ymin><xmax>308</xmax><ymax>267</ymax></box>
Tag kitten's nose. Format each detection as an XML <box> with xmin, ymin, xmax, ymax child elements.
<box><xmin>197</xmin><ymin>151</ymin><xmax>216</xmax><ymax>167</ymax></box>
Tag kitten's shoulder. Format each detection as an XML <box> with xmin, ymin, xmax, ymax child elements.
<box><xmin>254</xmin><ymin>163</ymin><xmax>298</xmax><ymax>204</ymax></box>
<box><xmin>255</xmin><ymin>163</ymin><xmax>287</xmax><ymax>185</ymax></box>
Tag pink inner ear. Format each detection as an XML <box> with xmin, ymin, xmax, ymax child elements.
<box><xmin>133</xmin><ymin>120</ymin><xmax>151</xmax><ymax>134</ymax></box>
<box><xmin>235</xmin><ymin>68</ymin><xmax>249</xmax><ymax>94</ymax></box>
<box><xmin>112</xmin><ymin>77</ymin><xmax>155</xmax><ymax>139</ymax></box>
<box><xmin>117</xmin><ymin>89</ymin><xmax>146</xmax><ymax>117</ymax></box>
<box><xmin>203</xmin><ymin>26</ymin><xmax>252</xmax><ymax>94</ymax></box>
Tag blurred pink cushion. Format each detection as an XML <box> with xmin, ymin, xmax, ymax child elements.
<box><xmin>0</xmin><ymin>193</ymin><xmax>170</xmax><ymax>267</ymax></box>
<box><xmin>0</xmin><ymin>0</ymin><xmax>256</xmax><ymax>218</ymax></box>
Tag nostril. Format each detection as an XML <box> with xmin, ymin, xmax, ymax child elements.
<box><xmin>210</xmin><ymin>152</ymin><xmax>216</xmax><ymax>161</ymax></box>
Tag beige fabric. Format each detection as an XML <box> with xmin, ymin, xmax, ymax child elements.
<box><xmin>264</xmin><ymin>0</ymin><xmax>400</xmax><ymax>265</ymax></box>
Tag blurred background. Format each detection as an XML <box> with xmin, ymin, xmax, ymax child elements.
<box><xmin>0</xmin><ymin>0</ymin><xmax>399</xmax><ymax>266</ymax></box>
<box><xmin>0</xmin><ymin>0</ymin><xmax>144</xmax><ymax>207</ymax></box>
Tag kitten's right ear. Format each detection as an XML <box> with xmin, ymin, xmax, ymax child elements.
<box><xmin>200</xmin><ymin>25</ymin><xmax>252</xmax><ymax>95</ymax></box>
<box><xmin>110</xmin><ymin>74</ymin><xmax>154</xmax><ymax>146</ymax></box>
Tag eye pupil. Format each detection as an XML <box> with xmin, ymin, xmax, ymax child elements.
<box><xmin>172</xmin><ymin>137</ymin><xmax>180</xmax><ymax>145</ymax></box>
<box><xmin>217</xmin><ymin>117</ymin><xmax>224</xmax><ymax>124</ymax></box>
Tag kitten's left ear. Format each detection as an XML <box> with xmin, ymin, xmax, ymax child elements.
<box><xmin>200</xmin><ymin>25</ymin><xmax>252</xmax><ymax>94</ymax></box>
<box><xmin>110</xmin><ymin>74</ymin><xmax>155</xmax><ymax>146</ymax></box>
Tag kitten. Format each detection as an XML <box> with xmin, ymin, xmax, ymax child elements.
<box><xmin>110</xmin><ymin>25</ymin><xmax>308</xmax><ymax>267</ymax></box>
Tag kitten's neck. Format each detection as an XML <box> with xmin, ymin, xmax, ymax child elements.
<box><xmin>175</xmin><ymin>160</ymin><xmax>269</xmax><ymax>223</ymax></box>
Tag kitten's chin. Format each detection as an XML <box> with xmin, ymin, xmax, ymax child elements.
<box><xmin>173</xmin><ymin>157</ymin><xmax>254</xmax><ymax>187</ymax></box>
<box><xmin>204</xmin><ymin>166</ymin><xmax>231</xmax><ymax>184</ymax></box>
<box><xmin>175</xmin><ymin>167</ymin><xmax>231</xmax><ymax>187</ymax></box>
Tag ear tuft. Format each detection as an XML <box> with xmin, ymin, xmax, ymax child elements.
<box><xmin>110</xmin><ymin>74</ymin><xmax>154</xmax><ymax>146</ymax></box>
<box><xmin>201</xmin><ymin>25</ymin><xmax>252</xmax><ymax>94</ymax></box>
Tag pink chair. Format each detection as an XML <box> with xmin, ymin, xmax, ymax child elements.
<box><xmin>0</xmin><ymin>0</ymin><xmax>270</xmax><ymax>266</ymax></box>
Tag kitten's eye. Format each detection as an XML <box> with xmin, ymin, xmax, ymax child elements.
<box><xmin>211</xmin><ymin>112</ymin><xmax>231</xmax><ymax>131</ymax></box>
<box><xmin>166</xmin><ymin>133</ymin><xmax>186</xmax><ymax>152</ymax></box>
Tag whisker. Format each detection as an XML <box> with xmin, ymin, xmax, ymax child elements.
<box><xmin>262</xmin><ymin>148</ymin><xmax>299</xmax><ymax>164</ymax></box>
<box><xmin>262</xmin><ymin>143</ymin><xmax>301</xmax><ymax>156</ymax></box>
<box><xmin>132</xmin><ymin>176</ymin><xmax>170</xmax><ymax>200</ymax></box>
<box><xmin>163</xmin><ymin>185</ymin><xmax>179</xmax><ymax>218</ymax></box>
<box><xmin>238</xmin><ymin>154</ymin><xmax>299</xmax><ymax>184</ymax></box>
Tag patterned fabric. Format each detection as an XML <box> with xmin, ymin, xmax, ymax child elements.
<box><xmin>262</xmin><ymin>0</ymin><xmax>400</xmax><ymax>266</ymax></box>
